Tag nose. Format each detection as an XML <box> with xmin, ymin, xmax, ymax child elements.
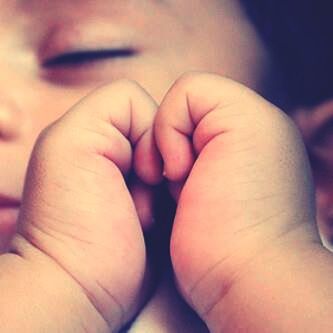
<box><xmin>0</xmin><ymin>96</ymin><xmax>24</xmax><ymax>141</ymax></box>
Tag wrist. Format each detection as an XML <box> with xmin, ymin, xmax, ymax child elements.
<box><xmin>4</xmin><ymin>235</ymin><xmax>109</xmax><ymax>333</ymax></box>
<box><xmin>203</xmin><ymin>238</ymin><xmax>333</xmax><ymax>333</ymax></box>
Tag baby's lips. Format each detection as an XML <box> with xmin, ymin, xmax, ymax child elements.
<box><xmin>0</xmin><ymin>207</ymin><xmax>19</xmax><ymax>252</ymax></box>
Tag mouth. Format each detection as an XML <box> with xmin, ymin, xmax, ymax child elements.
<box><xmin>0</xmin><ymin>194</ymin><xmax>21</xmax><ymax>208</ymax></box>
<box><xmin>0</xmin><ymin>194</ymin><xmax>20</xmax><ymax>227</ymax></box>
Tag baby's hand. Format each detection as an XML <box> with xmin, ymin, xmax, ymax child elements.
<box><xmin>155</xmin><ymin>72</ymin><xmax>333</xmax><ymax>332</ymax></box>
<box><xmin>2</xmin><ymin>80</ymin><xmax>162</xmax><ymax>332</ymax></box>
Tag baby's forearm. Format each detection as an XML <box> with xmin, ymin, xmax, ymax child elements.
<box><xmin>0</xmin><ymin>236</ymin><xmax>108</xmax><ymax>333</ymax></box>
<box><xmin>206</xmin><ymin>241</ymin><xmax>333</xmax><ymax>333</ymax></box>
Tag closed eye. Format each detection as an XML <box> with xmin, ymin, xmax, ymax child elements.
<box><xmin>42</xmin><ymin>48</ymin><xmax>137</xmax><ymax>67</ymax></box>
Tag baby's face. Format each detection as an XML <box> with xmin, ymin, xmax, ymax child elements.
<box><xmin>0</xmin><ymin>1</ymin><xmax>269</xmax><ymax>220</ymax></box>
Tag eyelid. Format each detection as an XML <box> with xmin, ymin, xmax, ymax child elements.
<box><xmin>42</xmin><ymin>48</ymin><xmax>138</xmax><ymax>67</ymax></box>
<box><xmin>38</xmin><ymin>21</ymin><xmax>144</xmax><ymax>66</ymax></box>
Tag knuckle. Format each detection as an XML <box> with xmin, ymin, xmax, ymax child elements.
<box><xmin>99</xmin><ymin>78</ymin><xmax>143</xmax><ymax>96</ymax></box>
<box><xmin>174</xmin><ymin>72</ymin><xmax>245</xmax><ymax>106</ymax></box>
<box><xmin>35</xmin><ymin>122</ymin><xmax>60</xmax><ymax>147</ymax></box>
<box><xmin>276</xmin><ymin>110</ymin><xmax>303</xmax><ymax>139</ymax></box>
<box><xmin>251</xmin><ymin>104</ymin><xmax>302</xmax><ymax>145</ymax></box>
<box><xmin>34</xmin><ymin>127</ymin><xmax>62</xmax><ymax>156</ymax></box>
<box><xmin>35</xmin><ymin>118</ymin><xmax>82</xmax><ymax>156</ymax></box>
<box><xmin>175</xmin><ymin>71</ymin><xmax>207</xmax><ymax>90</ymax></box>
<box><xmin>175</xmin><ymin>71</ymin><xmax>228</xmax><ymax>91</ymax></box>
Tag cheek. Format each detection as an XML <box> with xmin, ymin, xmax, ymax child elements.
<box><xmin>27</xmin><ymin>84</ymin><xmax>93</xmax><ymax>142</ymax></box>
<box><xmin>169</xmin><ymin>0</ymin><xmax>270</xmax><ymax>92</ymax></box>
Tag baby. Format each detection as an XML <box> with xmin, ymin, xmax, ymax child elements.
<box><xmin>1</xmin><ymin>0</ymin><xmax>333</xmax><ymax>332</ymax></box>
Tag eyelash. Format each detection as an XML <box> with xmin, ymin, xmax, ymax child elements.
<box><xmin>42</xmin><ymin>48</ymin><xmax>137</xmax><ymax>67</ymax></box>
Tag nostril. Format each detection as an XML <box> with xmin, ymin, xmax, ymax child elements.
<box><xmin>0</xmin><ymin>97</ymin><xmax>23</xmax><ymax>140</ymax></box>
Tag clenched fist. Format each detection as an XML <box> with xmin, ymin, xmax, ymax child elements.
<box><xmin>3</xmin><ymin>80</ymin><xmax>162</xmax><ymax>332</ymax></box>
<box><xmin>155</xmin><ymin>72</ymin><xmax>333</xmax><ymax>332</ymax></box>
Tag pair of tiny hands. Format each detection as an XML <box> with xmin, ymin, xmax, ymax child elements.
<box><xmin>6</xmin><ymin>72</ymin><xmax>319</xmax><ymax>332</ymax></box>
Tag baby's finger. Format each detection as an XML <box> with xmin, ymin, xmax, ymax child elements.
<box><xmin>134</xmin><ymin>128</ymin><xmax>163</xmax><ymax>185</ymax></box>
